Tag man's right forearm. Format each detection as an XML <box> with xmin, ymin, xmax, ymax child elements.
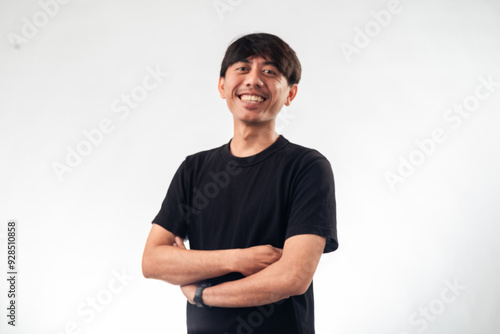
<box><xmin>142</xmin><ymin>225</ymin><xmax>282</xmax><ymax>286</ymax></box>
<box><xmin>142</xmin><ymin>244</ymin><xmax>241</xmax><ymax>286</ymax></box>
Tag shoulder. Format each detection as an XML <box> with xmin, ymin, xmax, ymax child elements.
<box><xmin>180</xmin><ymin>143</ymin><xmax>226</xmax><ymax>172</ymax></box>
<box><xmin>279</xmin><ymin>137</ymin><xmax>332</xmax><ymax>168</ymax></box>
<box><xmin>276</xmin><ymin>138</ymin><xmax>335</xmax><ymax>190</ymax></box>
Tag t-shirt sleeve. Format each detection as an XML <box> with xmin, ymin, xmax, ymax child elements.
<box><xmin>151</xmin><ymin>159</ymin><xmax>189</xmax><ymax>239</ymax></box>
<box><xmin>286</xmin><ymin>156</ymin><xmax>338</xmax><ymax>253</ymax></box>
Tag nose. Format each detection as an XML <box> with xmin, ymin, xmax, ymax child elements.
<box><xmin>244</xmin><ymin>68</ymin><xmax>264</xmax><ymax>87</ymax></box>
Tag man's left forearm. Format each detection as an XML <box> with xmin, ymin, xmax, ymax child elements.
<box><xmin>182</xmin><ymin>234</ymin><xmax>326</xmax><ymax>308</ymax></box>
<box><xmin>204</xmin><ymin>258</ymin><xmax>303</xmax><ymax>307</ymax></box>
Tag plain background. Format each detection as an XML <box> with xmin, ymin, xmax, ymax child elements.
<box><xmin>1</xmin><ymin>0</ymin><xmax>500</xmax><ymax>333</ymax></box>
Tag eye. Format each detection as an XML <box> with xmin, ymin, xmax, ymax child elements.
<box><xmin>263</xmin><ymin>69</ymin><xmax>277</xmax><ymax>75</ymax></box>
<box><xmin>235</xmin><ymin>66</ymin><xmax>248</xmax><ymax>71</ymax></box>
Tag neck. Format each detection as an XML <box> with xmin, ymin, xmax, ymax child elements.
<box><xmin>230</xmin><ymin>120</ymin><xmax>279</xmax><ymax>157</ymax></box>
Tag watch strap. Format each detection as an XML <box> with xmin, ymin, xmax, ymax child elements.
<box><xmin>194</xmin><ymin>283</ymin><xmax>211</xmax><ymax>308</ymax></box>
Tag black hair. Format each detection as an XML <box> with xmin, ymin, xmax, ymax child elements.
<box><xmin>220</xmin><ymin>33</ymin><xmax>301</xmax><ymax>86</ymax></box>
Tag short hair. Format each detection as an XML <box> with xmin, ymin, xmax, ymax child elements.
<box><xmin>219</xmin><ymin>33</ymin><xmax>302</xmax><ymax>86</ymax></box>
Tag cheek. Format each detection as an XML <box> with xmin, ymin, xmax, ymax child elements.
<box><xmin>225</xmin><ymin>77</ymin><xmax>240</xmax><ymax>91</ymax></box>
<box><xmin>272</xmin><ymin>88</ymin><xmax>287</xmax><ymax>104</ymax></box>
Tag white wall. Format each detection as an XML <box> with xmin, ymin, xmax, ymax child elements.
<box><xmin>1</xmin><ymin>0</ymin><xmax>499</xmax><ymax>333</ymax></box>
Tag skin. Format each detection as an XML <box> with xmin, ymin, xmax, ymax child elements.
<box><xmin>142</xmin><ymin>224</ymin><xmax>283</xmax><ymax>286</ymax></box>
<box><xmin>218</xmin><ymin>55</ymin><xmax>297</xmax><ymax>157</ymax></box>
<box><xmin>142</xmin><ymin>55</ymin><xmax>326</xmax><ymax>308</ymax></box>
<box><xmin>178</xmin><ymin>234</ymin><xmax>325</xmax><ymax>307</ymax></box>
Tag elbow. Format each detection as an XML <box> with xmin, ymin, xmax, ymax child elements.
<box><xmin>142</xmin><ymin>265</ymin><xmax>152</xmax><ymax>280</ymax></box>
<box><xmin>287</xmin><ymin>281</ymin><xmax>311</xmax><ymax>297</ymax></box>
<box><xmin>142</xmin><ymin>249</ymin><xmax>181</xmax><ymax>285</ymax></box>
<box><xmin>141</xmin><ymin>254</ymin><xmax>154</xmax><ymax>279</ymax></box>
<box><xmin>142</xmin><ymin>248</ymin><xmax>161</xmax><ymax>280</ymax></box>
<box><xmin>292</xmin><ymin>280</ymin><xmax>312</xmax><ymax>296</ymax></box>
<box><xmin>285</xmin><ymin>270</ymin><xmax>314</xmax><ymax>297</ymax></box>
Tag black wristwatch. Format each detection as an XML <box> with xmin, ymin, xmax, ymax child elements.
<box><xmin>193</xmin><ymin>283</ymin><xmax>211</xmax><ymax>308</ymax></box>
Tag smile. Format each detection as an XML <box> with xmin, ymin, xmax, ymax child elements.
<box><xmin>239</xmin><ymin>94</ymin><xmax>266</xmax><ymax>103</ymax></box>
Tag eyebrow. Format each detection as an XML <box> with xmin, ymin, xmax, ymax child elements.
<box><xmin>263</xmin><ymin>60</ymin><xmax>279</xmax><ymax>68</ymax></box>
<box><xmin>236</xmin><ymin>58</ymin><xmax>279</xmax><ymax>68</ymax></box>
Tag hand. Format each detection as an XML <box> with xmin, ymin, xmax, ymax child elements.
<box><xmin>180</xmin><ymin>284</ymin><xmax>197</xmax><ymax>304</ymax></box>
<box><xmin>236</xmin><ymin>245</ymin><xmax>283</xmax><ymax>276</ymax></box>
<box><xmin>173</xmin><ymin>236</ymin><xmax>186</xmax><ymax>249</ymax></box>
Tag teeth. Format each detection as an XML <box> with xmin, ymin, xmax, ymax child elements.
<box><xmin>240</xmin><ymin>94</ymin><xmax>264</xmax><ymax>103</ymax></box>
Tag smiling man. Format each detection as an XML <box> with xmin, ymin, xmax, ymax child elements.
<box><xmin>142</xmin><ymin>33</ymin><xmax>338</xmax><ymax>334</ymax></box>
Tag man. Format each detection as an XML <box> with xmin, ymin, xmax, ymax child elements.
<box><xmin>142</xmin><ymin>33</ymin><xmax>338</xmax><ymax>334</ymax></box>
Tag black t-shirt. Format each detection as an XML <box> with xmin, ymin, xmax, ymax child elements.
<box><xmin>153</xmin><ymin>135</ymin><xmax>338</xmax><ymax>334</ymax></box>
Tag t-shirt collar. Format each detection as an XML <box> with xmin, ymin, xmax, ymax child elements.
<box><xmin>222</xmin><ymin>135</ymin><xmax>289</xmax><ymax>167</ymax></box>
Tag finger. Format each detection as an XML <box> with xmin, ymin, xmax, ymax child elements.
<box><xmin>175</xmin><ymin>236</ymin><xmax>186</xmax><ymax>249</ymax></box>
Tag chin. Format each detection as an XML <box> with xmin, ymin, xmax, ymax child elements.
<box><xmin>238</xmin><ymin>116</ymin><xmax>262</xmax><ymax>124</ymax></box>
<box><xmin>233</xmin><ymin>110</ymin><xmax>263</xmax><ymax>122</ymax></box>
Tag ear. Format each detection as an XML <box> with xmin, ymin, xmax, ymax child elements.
<box><xmin>218</xmin><ymin>77</ymin><xmax>226</xmax><ymax>99</ymax></box>
<box><xmin>284</xmin><ymin>84</ymin><xmax>298</xmax><ymax>106</ymax></box>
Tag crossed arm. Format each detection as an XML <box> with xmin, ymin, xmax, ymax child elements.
<box><xmin>142</xmin><ymin>223</ymin><xmax>326</xmax><ymax>308</ymax></box>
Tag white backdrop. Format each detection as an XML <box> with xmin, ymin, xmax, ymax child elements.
<box><xmin>1</xmin><ymin>0</ymin><xmax>500</xmax><ymax>333</ymax></box>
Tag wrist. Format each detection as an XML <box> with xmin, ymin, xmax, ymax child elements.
<box><xmin>201</xmin><ymin>284</ymin><xmax>215</xmax><ymax>307</ymax></box>
<box><xmin>194</xmin><ymin>283</ymin><xmax>211</xmax><ymax>308</ymax></box>
<box><xmin>229</xmin><ymin>248</ymin><xmax>243</xmax><ymax>273</ymax></box>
